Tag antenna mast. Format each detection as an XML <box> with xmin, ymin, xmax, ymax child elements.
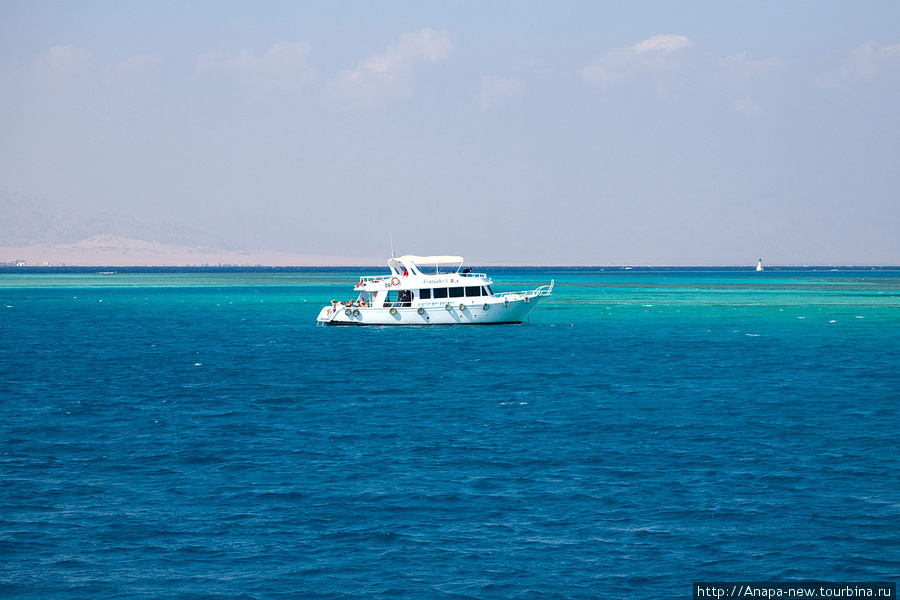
<box><xmin>390</xmin><ymin>231</ymin><xmax>396</xmax><ymax>258</ymax></box>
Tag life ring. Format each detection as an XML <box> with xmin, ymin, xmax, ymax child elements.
<box><xmin>417</xmin><ymin>307</ymin><xmax>425</xmax><ymax>315</ymax></box>
<box><xmin>445</xmin><ymin>303</ymin><xmax>452</xmax><ymax>311</ymax></box>
<box><xmin>482</xmin><ymin>303</ymin><xmax>489</xmax><ymax>311</ymax></box>
<box><xmin>390</xmin><ymin>276</ymin><xmax>400</xmax><ymax>286</ymax></box>
<box><xmin>503</xmin><ymin>299</ymin><xmax>510</xmax><ymax>308</ymax></box>
<box><xmin>524</xmin><ymin>297</ymin><xmax>530</xmax><ymax>304</ymax></box>
<box><xmin>344</xmin><ymin>308</ymin><xmax>352</xmax><ymax>316</ymax></box>
<box><xmin>352</xmin><ymin>308</ymin><xmax>360</xmax><ymax>317</ymax></box>
<box><xmin>459</xmin><ymin>303</ymin><xmax>466</xmax><ymax>311</ymax></box>
<box><xmin>389</xmin><ymin>307</ymin><xmax>397</xmax><ymax>315</ymax></box>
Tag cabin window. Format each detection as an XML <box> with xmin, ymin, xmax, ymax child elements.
<box><xmin>484</xmin><ymin>286</ymin><xmax>493</xmax><ymax>296</ymax></box>
<box><xmin>465</xmin><ymin>286</ymin><xmax>481</xmax><ymax>297</ymax></box>
<box><xmin>449</xmin><ymin>287</ymin><xmax>465</xmax><ymax>298</ymax></box>
<box><xmin>419</xmin><ymin>288</ymin><xmax>431</xmax><ymax>300</ymax></box>
<box><xmin>385</xmin><ymin>290</ymin><xmax>398</xmax><ymax>305</ymax></box>
<box><xmin>433</xmin><ymin>288</ymin><xmax>448</xmax><ymax>299</ymax></box>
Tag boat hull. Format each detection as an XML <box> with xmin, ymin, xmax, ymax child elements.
<box><xmin>317</xmin><ymin>297</ymin><xmax>544</xmax><ymax>325</ymax></box>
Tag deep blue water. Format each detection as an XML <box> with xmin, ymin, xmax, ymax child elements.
<box><xmin>2</xmin><ymin>268</ymin><xmax>898</xmax><ymax>599</ymax></box>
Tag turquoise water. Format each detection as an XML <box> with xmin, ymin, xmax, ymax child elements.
<box><xmin>1</xmin><ymin>267</ymin><xmax>898</xmax><ymax>599</ymax></box>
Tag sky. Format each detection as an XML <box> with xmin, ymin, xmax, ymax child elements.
<box><xmin>1</xmin><ymin>1</ymin><xmax>899</xmax><ymax>265</ymax></box>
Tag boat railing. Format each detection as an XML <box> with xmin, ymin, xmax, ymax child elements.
<box><xmin>360</xmin><ymin>275</ymin><xmax>387</xmax><ymax>283</ymax></box>
<box><xmin>494</xmin><ymin>280</ymin><xmax>554</xmax><ymax>299</ymax></box>
<box><xmin>356</xmin><ymin>275</ymin><xmax>389</xmax><ymax>288</ymax></box>
<box><xmin>358</xmin><ymin>272</ymin><xmax>488</xmax><ymax>288</ymax></box>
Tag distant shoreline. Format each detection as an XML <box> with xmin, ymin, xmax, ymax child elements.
<box><xmin>0</xmin><ymin>236</ymin><xmax>382</xmax><ymax>268</ymax></box>
<box><xmin>4</xmin><ymin>237</ymin><xmax>898</xmax><ymax>271</ymax></box>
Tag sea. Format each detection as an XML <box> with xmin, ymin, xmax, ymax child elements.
<box><xmin>1</xmin><ymin>266</ymin><xmax>898</xmax><ymax>599</ymax></box>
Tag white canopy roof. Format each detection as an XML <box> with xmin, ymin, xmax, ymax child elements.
<box><xmin>396</xmin><ymin>255</ymin><xmax>463</xmax><ymax>266</ymax></box>
<box><xmin>388</xmin><ymin>255</ymin><xmax>464</xmax><ymax>274</ymax></box>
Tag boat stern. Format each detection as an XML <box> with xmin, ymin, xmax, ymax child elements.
<box><xmin>316</xmin><ymin>306</ymin><xmax>336</xmax><ymax>324</ymax></box>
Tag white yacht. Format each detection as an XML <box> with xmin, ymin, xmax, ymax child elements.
<box><xmin>317</xmin><ymin>255</ymin><xmax>553</xmax><ymax>325</ymax></box>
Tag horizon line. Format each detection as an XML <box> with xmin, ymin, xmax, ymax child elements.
<box><xmin>3</xmin><ymin>263</ymin><xmax>899</xmax><ymax>269</ymax></box>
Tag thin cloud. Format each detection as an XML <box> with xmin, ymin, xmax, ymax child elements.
<box><xmin>198</xmin><ymin>42</ymin><xmax>316</xmax><ymax>91</ymax></box>
<box><xmin>330</xmin><ymin>28</ymin><xmax>452</xmax><ymax>108</ymax></box>
<box><xmin>581</xmin><ymin>34</ymin><xmax>692</xmax><ymax>89</ymax></box>
<box><xmin>20</xmin><ymin>45</ymin><xmax>92</xmax><ymax>89</ymax></box>
<box><xmin>633</xmin><ymin>35</ymin><xmax>692</xmax><ymax>54</ymax></box>
<box><xmin>718</xmin><ymin>52</ymin><xmax>782</xmax><ymax>88</ymax></box>
<box><xmin>40</xmin><ymin>45</ymin><xmax>90</xmax><ymax>72</ymax></box>
<box><xmin>102</xmin><ymin>53</ymin><xmax>161</xmax><ymax>79</ymax></box>
<box><xmin>734</xmin><ymin>95</ymin><xmax>762</xmax><ymax>116</ymax></box>
<box><xmin>845</xmin><ymin>41</ymin><xmax>900</xmax><ymax>78</ymax></box>
<box><xmin>476</xmin><ymin>75</ymin><xmax>523</xmax><ymax>110</ymax></box>
<box><xmin>822</xmin><ymin>41</ymin><xmax>900</xmax><ymax>88</ymax></box>
<box><xmin>717</xmin><ymin>52</ymin><xmax>782</xmax><ymax>115</ymax></box>
<box><xmin>101</xmin><ymin>54</ymin><xmax>162</xmax><ymax>99</ymax></box>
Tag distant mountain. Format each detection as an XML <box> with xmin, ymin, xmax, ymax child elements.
<box><xmin>0</xmin><ymin>234</ymin><xmax>379</xmax><ymax>267</ymax></box>
<box><xmin>0</xmin><ymin>191</ymin><xmax>233</xmax><ymax>249</ymax></box>
<box><xmin>0</xmin><ymin>191</ymin><xmax>381</xmax><ymax>266</ymax></box>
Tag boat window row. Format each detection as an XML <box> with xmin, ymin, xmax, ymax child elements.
<box><xmin>420</xmin><ymin>286</ymin><xmax>492</xmax><ymax>300</ymax></box>
<box><xmin>381</xmin><ymin>286</ymin><xmax>494</xmax><ymax>308</ymax></box>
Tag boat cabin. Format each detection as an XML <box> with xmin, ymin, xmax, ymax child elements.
<box><xmin>353</xmin><ymin>255</ymin><xmax>495</xmax><ymax>309</ymax></box>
